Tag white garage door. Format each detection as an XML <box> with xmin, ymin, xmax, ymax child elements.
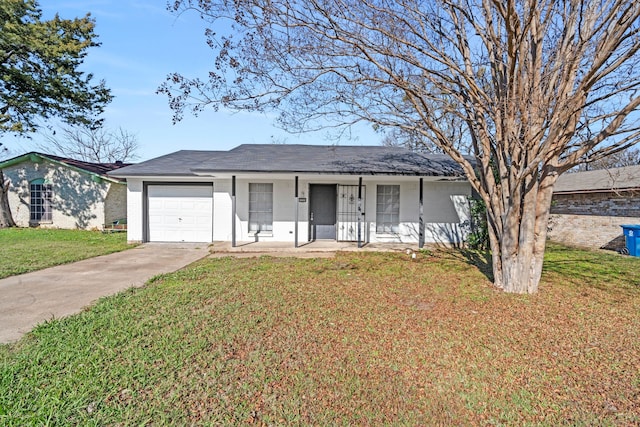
<box><xmin>147</xmin><ymin>185</ymin><xmax>213</xmax><ymax>242</ymax></box>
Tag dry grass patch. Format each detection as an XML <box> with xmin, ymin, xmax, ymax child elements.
<box><xmin>1</xmin><ymin>246</ymin><xmax>639</xmax><ymax>425</ymax></box>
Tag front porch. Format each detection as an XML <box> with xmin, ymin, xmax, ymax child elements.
<box><xmin>209</xmin><ymin>239</ymin><xmax>449</xmax><ymax>256</ymax></box>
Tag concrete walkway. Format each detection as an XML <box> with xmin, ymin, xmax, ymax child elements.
<box><xmin>0</xmin><ymin>243</ymin><xmax>210</xmax><ymax>344</ymax></box>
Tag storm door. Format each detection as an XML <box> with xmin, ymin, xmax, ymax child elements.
<box><xmin>337</xmin><ymin>185</ymin><xmax>365</xmax><ymax>241</ymax></box>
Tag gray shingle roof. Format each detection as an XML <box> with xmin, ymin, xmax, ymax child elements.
<box><xmin>108</xmin><ymin>150</ymin><xmax>223</xmax><ymax>177</ymax></box>
<box><xmin>553</xmin><ymin>165</ymin><xmax>640</xmax><ymax>194</ymax></box>
<box><xmin>110</xmin><ymin>144</ymin><xmax>467</xmax><ymax>177</ymax></box>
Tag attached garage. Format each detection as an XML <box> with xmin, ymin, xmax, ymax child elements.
<box><xmin>146</xmin><ymin>184</ymin><xmax>213</xmax><ymax>242</ymax></box>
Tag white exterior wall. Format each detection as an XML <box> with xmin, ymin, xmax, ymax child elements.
<box><xmin>126</xmin><ymin>179</ymin><xmax>144</xmax><ymax>242</ymax></box>
<box><xmin>213</xmin><ymin>180</ymin><xmax>232</xmax><ymax>241</ymax></box>
<box><xmin>422</xmin><ymin>181</ymin><xmax>471</xmax><ymax>245</ymax></box>
<box><xmin>126</xmin><ymin>176</ymin><xmax>470</xmax><ymax>244</ymax></box>
<box><xmin>4</xmin><ymin>159</ymin><xmax>124</xmax><ymax>230</ymax></box>
<box><xmin>361</xmin><ymin>180</ymin><xmax>471</xmax><ymax>244</ymax></box>
<box><xmin>234</xmin><ymin>179</ymin><xmax>307</xmax><ymax>242</ymax></box>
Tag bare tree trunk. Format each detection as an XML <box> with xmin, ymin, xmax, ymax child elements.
<box><xmin>0</xmin><ymin>169</ymin><xmax>16</xmax><ymax>228</ymax></box>
<box><xmin>488</xmin><ymin>172</ymin><xmax>558</xmax><ymax>294</ymax></box>
<box><xmin>490</xmin><ymin>217</ymin><xmax>541</xmax><ymax>294</ymax></box>
<box><xmin>528</xmin><ymin>171</ymin><xmax>559</xmax><ymax>291</ymax></box>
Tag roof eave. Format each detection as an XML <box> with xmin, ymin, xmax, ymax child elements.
<box><xmin>190</xmin><ymin>168</ymin><xmax>465</xmax><ymax>177</ymax></box>
<box><xmin>1</xmin><ymin>152</ymin><xmax>124</xmax><ymax>184</ymax></box>
<box><xmin>554</xmin><ymin>187</ymin><xmax>640</xmax><ymax>195</ymax></box>
<box><xmin>108</xmin><ymin>172</ymin><xmax>202</xmax><ymax>179</ymax></box>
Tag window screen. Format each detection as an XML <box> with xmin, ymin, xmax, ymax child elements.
<box><xmin>249</xmin><ymin>183</ymin><xmax>273</xmax><ymax>232</ymax></box>
<box><xmin>376</xmin><ymin>185</ymin><xmax>399</xmax><ymax>233</ymax></box>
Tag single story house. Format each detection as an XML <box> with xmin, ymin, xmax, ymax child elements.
<box><xmin>548</xmin><ymin>165</ymin><xmax>640</xmax><ymax>250</ymax></box>
<box><xmin>1</xmin><ymin>152</ymin><xmax>129</xmax><ymax>230</ymax></box>
<box><xmin>109</xmin><ymin>144</ymin><xmax>472</xmax><ymax>247</ymax></box>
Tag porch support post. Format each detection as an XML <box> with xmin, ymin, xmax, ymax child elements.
<box><xmin>357</xmin><ymin>176</ymin><xmax>363</xmax><ymax>248</ymax></box>
<box><xmin>294</xmin><ymin>176</ymin><xmax>299</xmax><ymax>248</ymax></box>
<box><xmin>232</xmin><ymin>175</ymin><xmax>236</xmax><ymax>248</ymax></box>
<box><xmin>419</xmin><ymin>177</ymin><xmax>424</xmax><ymax>249</ymax></box>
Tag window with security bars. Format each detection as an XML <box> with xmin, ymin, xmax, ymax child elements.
<box><xmin>376</xmin><ymin>185</ymin><xmax>400</xmax><ymax>233</ymax></box>
<box><xmin>30</xmin><ymin>182</ymin><xmax>53</xmax><ymax>222</ymax></box>
<box><xmin>249</xmin><ymin>183</ymin><xmax>273</xmax><ymax>232</ymax></box>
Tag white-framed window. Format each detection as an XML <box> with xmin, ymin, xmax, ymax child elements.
<box><xmin>376</xmin><ymin>185</ymin><xmax>400</xmax><ymax>233</ymax></box>
<box><xmin>249</xmin><ymin>183</ymin><xmax>273</xmax><ymax>233</ymax></box>
<box><xmin>30</xmin><ymin>179</ymin><xmax>53</xmax><ymax>223</ymax></box>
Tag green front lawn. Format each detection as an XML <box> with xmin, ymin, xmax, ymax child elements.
<box><xmin>0</xmin><ymin>228</ymin><xmax>133</xmax><ymax>279</ymax></box>
<box><xmin>1</xmin><ymin>244</ymin><xmax>639</xmax><ymax>425</ymax></box>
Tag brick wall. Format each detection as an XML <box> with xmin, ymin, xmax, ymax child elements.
<box><xmin>104</xmin><ymin>183</ymin><xmax>127</xmax><ymax>225</ymax></box>
<box><xmin>551</xmin><ymin>191</ymin><xmax>640</xmax><ymax>217</ymax></box>
<box><xmin>548</xmin><ymin>191</ymin><xmax>640</xmax><ymax>249</ymax></box>
<box><xmin>547</xmin><ymin>214</ymin><xmax>638</xmax><ymax>250</ymax></box>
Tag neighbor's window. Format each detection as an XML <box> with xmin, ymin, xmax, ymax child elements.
<box><xmin>30</xmin><ymin>179</ymin><xmax>53</xmax><ymax>223</ymax></box>
<box><xmin>249</xmin><ymin>183</ymin><xmax>273</xmax><ymax>233</ymax></box>
<box><xmin>376</xmin><ymin>185</ymin><xmax>400</xmax><ymax>233</ymax></box>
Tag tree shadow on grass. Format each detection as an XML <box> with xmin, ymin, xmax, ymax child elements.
<box><xmin>448</xmin><ymin>248</ymin><xmax>494</xmax><ymax>282</ymax></box>
<box><xmin>438</xmin><ymin>242</ymin><xmax>640</xmax><ymax>295</ymax></box>
<box><xmin>542</xmin><ymin>243</ymin><xmax>640</xmax><ymax>296</ymax></box>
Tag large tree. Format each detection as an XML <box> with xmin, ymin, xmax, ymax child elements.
<box><xmin>160</xmin><ymin>0</ymin><xmax>640</xmax><ymax>293</ymax></box>
<box><xmin>0</xmin><ymin>0</ymin><xmax>112</xmax><ymax>227</ymax></box>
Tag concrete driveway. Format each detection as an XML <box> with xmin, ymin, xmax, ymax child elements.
<box><xmin>0</xmin><ymin>243</ymin><xmax>210</xmax><ymax>344</ymax></box>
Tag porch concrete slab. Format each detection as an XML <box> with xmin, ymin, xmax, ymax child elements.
<box><xmin>209</xmin><ymin>240</ymin><xmax>425</xmax><ymax>255</ymax></box>
<box><xmin>0</xmin><ymin>243</ymin><xmax>210</xmax><ymax>344</ymax></box>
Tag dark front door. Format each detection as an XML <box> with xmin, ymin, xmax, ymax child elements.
<box><xmin>310</xmin><ymin>184</ymin><xmax>337</xmax><ymax>240</ymax></box>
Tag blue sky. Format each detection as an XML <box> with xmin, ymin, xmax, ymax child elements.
<box><xmin>7</xmin><ymin>0</ymin><xmax>379</xmax><ymax>161</ymax></box>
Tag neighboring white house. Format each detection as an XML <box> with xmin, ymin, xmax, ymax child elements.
<box><xmin>109</xmin><ymin>144</ymin><xmax>472</xmax><ymax>247</ymax></box>
<box><xmin>1</xmin><ymin>152</ymin><xmax>129</xmax><ymax>230</ymax></box>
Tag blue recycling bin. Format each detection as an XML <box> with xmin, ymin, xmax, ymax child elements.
<box><xmin>621</xmin><ymin>225</ymin><xmax>640</xmax><ymax>256</ymax></box>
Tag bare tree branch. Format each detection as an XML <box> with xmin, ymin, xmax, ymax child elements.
<box><xmin>40</xmin><ymin>125</ymin><xmax>139</xmax><ymax>163</ymax></box>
